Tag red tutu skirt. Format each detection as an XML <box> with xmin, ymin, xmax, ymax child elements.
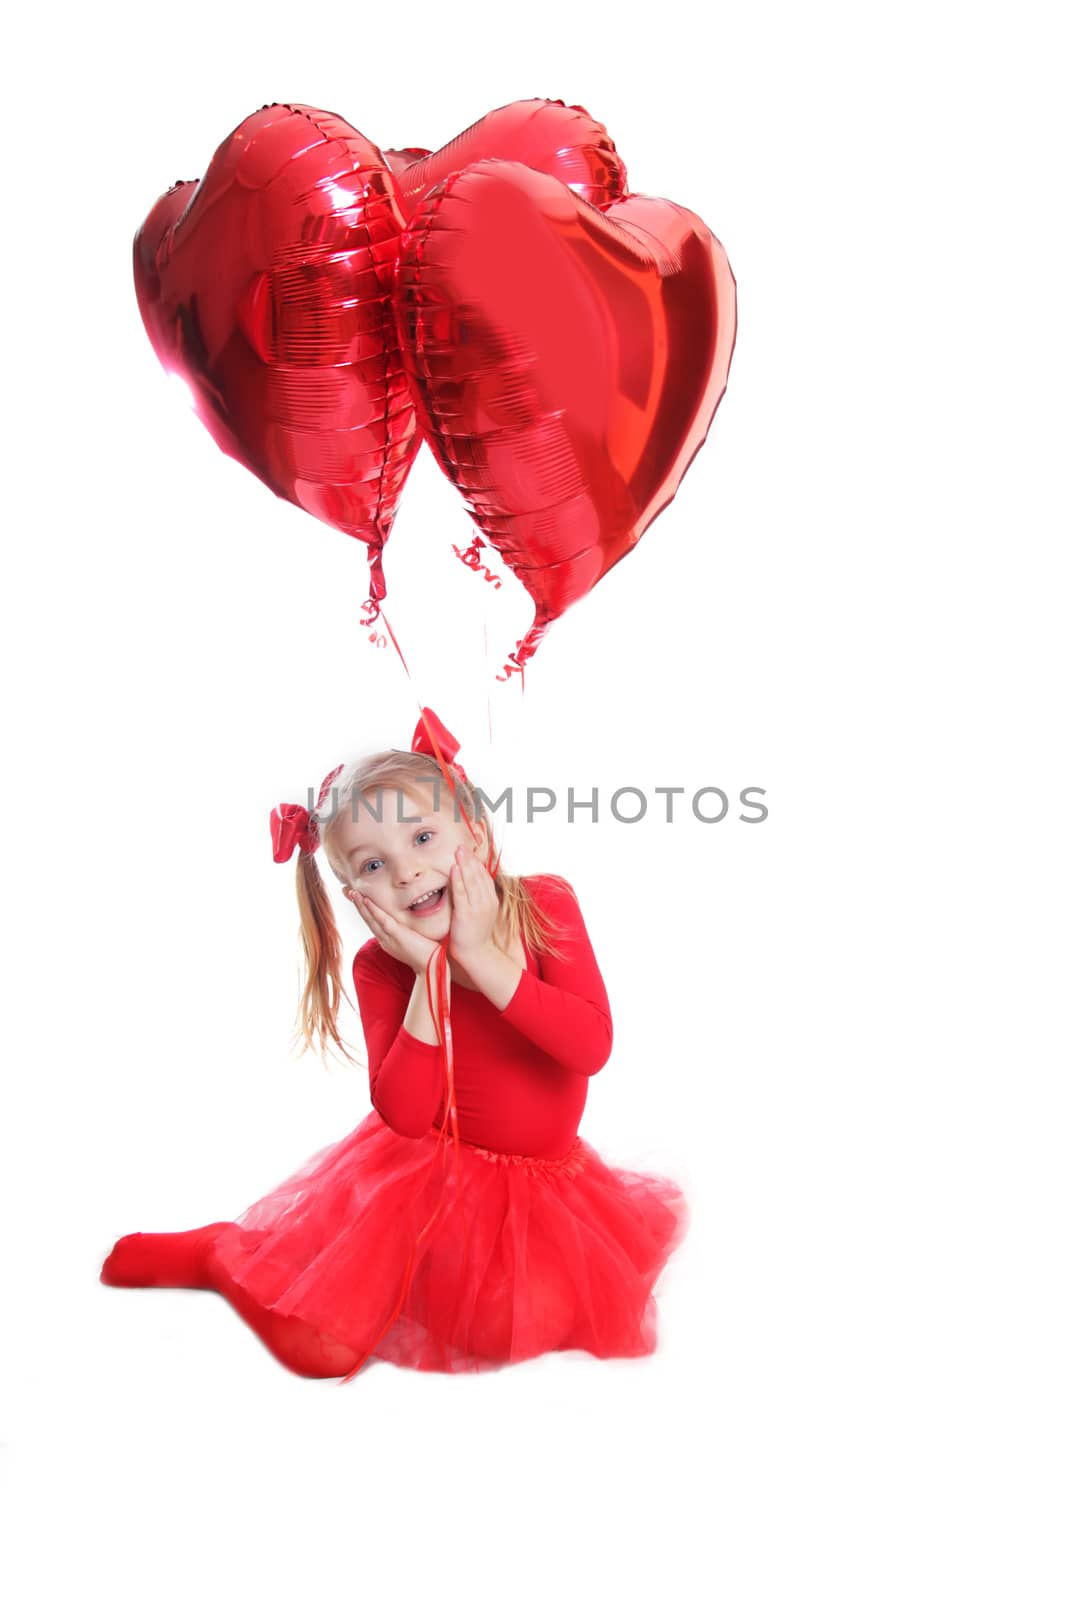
<box><xmin>208</xmin><ymin>1108</ymin><xmax>690</xmax><ymax>1379</ymax></box>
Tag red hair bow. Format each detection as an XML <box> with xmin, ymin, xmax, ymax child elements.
<box><xmin>411</xmin><ymin>706</ymin><xmax>469</xmax><ymax>785</ymax></box>
<box><xmin>270</xmin><ymin>763</ymin><xmax>345</xmax><ymax>863</ymax></box>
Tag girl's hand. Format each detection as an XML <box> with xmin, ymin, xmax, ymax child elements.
<box><xmin>350</xmin><ymin>889</ymin><xmax>442</xmax><ymax>977</ymax></box>
<box><xmin>447</xmin><ymin>844</ymin><xmax>500</xmax><ymax>968</ymax></box>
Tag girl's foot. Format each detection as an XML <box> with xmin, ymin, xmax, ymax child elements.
<box><xmin>99</xmin><ymin>1222</ymin><xmax>230</xmax><ymax>1289</ymax></box>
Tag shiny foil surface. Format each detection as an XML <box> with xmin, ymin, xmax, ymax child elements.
<box><xmin>393</xmin><ymin>159</ymin><xmax>737</xmax><ymax>675</ymax></box>
<box><xmin>133</xmin><ymin>103</ymin><xmax>419</xmax><ymax>617</ymax></box>
<box><xmin>134</xmin><ymin>99</ymin><xmax>735</xmax><ymax>665</ymax></box>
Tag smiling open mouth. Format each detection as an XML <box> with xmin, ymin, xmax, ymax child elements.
<box><xmin>409</xmin><ymin>887</ymin><xmax>446</xmax><ymax>914</ymax></box>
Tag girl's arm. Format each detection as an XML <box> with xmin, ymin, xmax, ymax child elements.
<box><xmin>352</xmin><ymin>947</ymin><xmax>447</xmax><ymax>1138</ymax></box>
<box><xmin>465</xmin><ymin>875</ymin><xmax>614</xmax><ymax>1076</ymax></box>
<box><xmin>402</xmin><ymin>959</ymin><xmax>450</xmax><ymax>1048</ymax></box>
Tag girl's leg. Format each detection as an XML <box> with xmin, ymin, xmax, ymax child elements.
<box><xmin>100</xmin><ymin>1225</ymin><xmax>363</xmax><ymax>1380</ymax></box>
<box><xmin>202</xmin><ymin>1255</ymin><xmax>364</xmax><ymax>1379</ymax></box>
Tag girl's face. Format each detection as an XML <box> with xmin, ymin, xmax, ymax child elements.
<box><xmin>332</xmin><ymin>782</ymin><xmax>490</xmax><ymax>933</ymax></box>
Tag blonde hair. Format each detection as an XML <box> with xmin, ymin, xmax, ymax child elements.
<box><xmin>291</xmin><ymin>746</ymin><xmax>576</xmax><ymax>1067</ymax></box>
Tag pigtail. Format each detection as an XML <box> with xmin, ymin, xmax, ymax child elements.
<box><xmin>497</xmin><ymin>871</ymin><xmax>576</xmax><ymax>965</ymax></box>
<box><xmin>293</xmin><ymin>847</ymin><xmax>361</xmax><ymax>1067</ymax></box>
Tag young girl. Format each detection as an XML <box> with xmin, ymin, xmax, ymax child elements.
<box><xmin>100</xmin><ymin>708</ymin><xmax>690</xmax><ymax>1382</ymax></box>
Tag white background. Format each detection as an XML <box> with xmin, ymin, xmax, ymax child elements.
<box><xmin>3</xmin><ymin>2</ymin><xmax>1064</xmax><ymax>1596</ymax></box>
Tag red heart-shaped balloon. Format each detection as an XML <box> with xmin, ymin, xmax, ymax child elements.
<box><xmin>133</xmin><ymin>103</ymin><xmax>419</xmax><ymax>618</ymax></box>
<box><xmin>393</xmin><ymin>160</ymin><xmax>737</xmax><ymax>676</ymax></box>
<box><xmin>380</xmin><ymin>145</ymin><xmax>432</xmax><ymax>181</ymax></box>
<box><xmin>385</xmin><ymin>97</ymin><xmax>627</xmax><ymax>217</ymax></box>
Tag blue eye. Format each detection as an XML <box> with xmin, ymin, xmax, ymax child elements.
<box><xmin>417</xmin><ymin>830</ymin><xmax>433</xmax><ymax>844</ymax></box>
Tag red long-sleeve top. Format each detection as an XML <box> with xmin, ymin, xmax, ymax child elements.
<box><xmin>351</xmin><ymin>874</ymin><xmax>613</xmax><ymax>1160</ymax></box>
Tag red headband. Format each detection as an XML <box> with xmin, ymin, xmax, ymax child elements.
<box><xmin>270</xmin><ymin>706</ymin><xmax>469</xmax><ymax>863</ymax></box>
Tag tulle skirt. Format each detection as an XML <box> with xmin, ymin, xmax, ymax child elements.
<box><xmin>208</xmin><ymin>1108</ymin><xmax>690</xmax><ymax>1378</ymax></box>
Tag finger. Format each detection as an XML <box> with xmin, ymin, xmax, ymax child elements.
<box><xmin>461</xmin><ymin>847</ymin><xmax>487</xmax><ymax>897</ymax></box>
<box><xmin>465</xmin><ymin>850</ymin><xmax>490</xmax><ymax>888</ymax></box>
<box><xmin>357</xmin><ymin>894</ymin><xmax>389</xmax><ymax>927</ymax></box>
<box><xmin>466</xmin><ymin>856</ymin><xmax>493</xmax><ymax>901</ymax></box>
<box><xmin>472</xmin><ymin>858</ymin><xmax>495</xmax><ymax>898</ymax></box>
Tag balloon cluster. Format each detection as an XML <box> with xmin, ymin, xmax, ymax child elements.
<box><xmin>134</xmin><ymin>99</ymin><xmax>737</xmax><ymax>679</ymax></box>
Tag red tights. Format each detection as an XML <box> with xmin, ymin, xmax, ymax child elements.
<box><xmin>99</xmin><ymin>1224</ymin><xmax>362</xmax><ymax>1380</ymax></box>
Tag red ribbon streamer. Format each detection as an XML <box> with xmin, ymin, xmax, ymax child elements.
<box><xmin>338</xmin><ymin>608</ymin><xmax>503</xmax><ymax>1382</ymax></box>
